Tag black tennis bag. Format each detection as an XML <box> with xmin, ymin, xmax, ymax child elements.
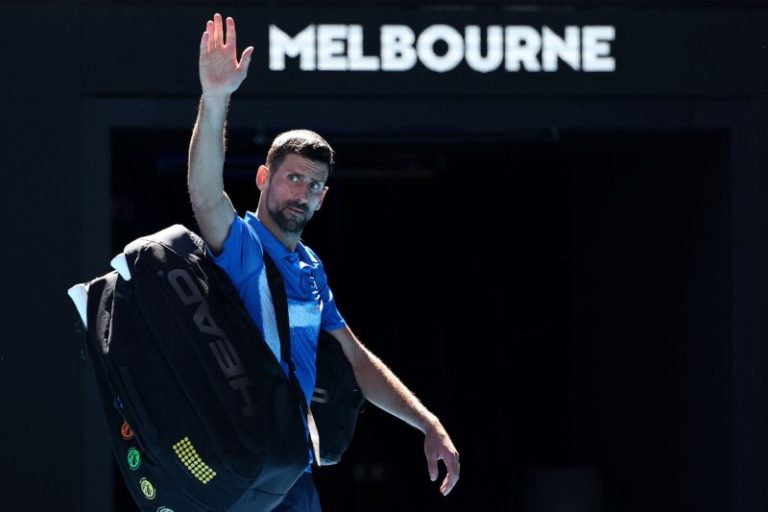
<box><xmin>79</xmin><ymin>225</ymin><xmax>362</xmax><ymax>512</ymax></box>
<box><xmin>311</xmin><ymin>330</ymin><xmax>366</xmax><ymax>466</ymax></box>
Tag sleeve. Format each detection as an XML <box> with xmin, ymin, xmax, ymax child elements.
<box><xmin>316</xmin><ymin>266</ymin><xmax>346</xmax><ymax>331</ymax></box>
<box><xmin>320</xmin><ymin>284</ymin><xmax>346</xmax><ymax>331</ymax></box>
<box><xmin>205</xmin><ymin>211</ymin><xmax>264</xmax><ymax>287</ymax></box>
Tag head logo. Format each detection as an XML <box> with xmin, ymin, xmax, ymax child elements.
<box><xmin>168</xmin><ymin>269</ymin><xmax>257</xmax><ymax>417</ymax></box>
<box><xmin>156</xmin><ymin>507</ymin><xmax>174</xmax><ymax>512</ymax></box>
<box><xmin>127</xmin><ymin>448</ymin><xmax>141</xmax><ymax>470</ymax></box>
<box><xmin>139</xmin><ymin>478</ymin><xmax>157</xmax><ymax>500</ymax></box>
<box><xmin>121</xmin><ymin>420</ymin><xmax>134</xmax><ymax>440</ymax></box>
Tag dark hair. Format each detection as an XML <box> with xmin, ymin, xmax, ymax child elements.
<box><xmin>266</xmin><ymin>129</ymin><xmax>335</xmax><ymax>178</ymax></box>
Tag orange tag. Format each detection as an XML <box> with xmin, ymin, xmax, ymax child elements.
<box><xmin>120</xmin><ymin>420</ymin><xmax>134</xmax><ymax>441</ymax></box>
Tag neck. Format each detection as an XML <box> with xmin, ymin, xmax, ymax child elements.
<box><xmin>255</xmin><ymin>206</ymin><xmax>301</xmax><ymax>252</ymax></box>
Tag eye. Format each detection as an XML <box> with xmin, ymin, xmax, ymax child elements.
<box><xmin>309</xmin><ymin>181</ymin><xmax>323</xmax><ymax>192</ymax></box>
<box><xmin>288</xmin><ymin>174</ymin><xmax>300</xmax><ymax>183</ymax></box>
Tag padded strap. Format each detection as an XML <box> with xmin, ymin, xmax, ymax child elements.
<box><xmin>262</xmin><ymin>252</ymin><xmax>293</xmax><ymax>370</ymax></box>
<box><xmin>123</xmin><ymin>224</ymin><xmax>204</xmax><ymax>261</ymax></box>
<box><xmin>261</xmin><ymin>251</ymin><xmax>323</xmax><ymax>466</ymax></box>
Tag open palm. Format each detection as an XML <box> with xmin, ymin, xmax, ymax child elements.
<box><xmin>199</xmin><ymin>13</ymin><xmax>253</xmax><ymax>96</ymax></box>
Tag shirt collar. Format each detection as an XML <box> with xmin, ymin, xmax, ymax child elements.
<box><xmin>245</xmin><ymin>211</ymin><xmax>309</xmax><ymax>264</ymax></box>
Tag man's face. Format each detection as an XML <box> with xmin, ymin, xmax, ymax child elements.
<box><xmin>262</xmin><ymin>153</ymin><xmax>329</xmax><ymax>234</ymax></box>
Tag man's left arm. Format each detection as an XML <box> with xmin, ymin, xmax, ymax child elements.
<box><xmin>327</xmin><ymin>324</ymin><xmax>460</xmax><ymax>496</ymax></box>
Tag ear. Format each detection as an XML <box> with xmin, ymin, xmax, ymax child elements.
<box><xmin>256</xmin><ymin>165</ymin><xmax>269</xmax><ymax>190</ymax></box>
<box><xmin>315</xmin><ymin>186</ymin><xmax>329</xmax><ymax>211</ymax></box>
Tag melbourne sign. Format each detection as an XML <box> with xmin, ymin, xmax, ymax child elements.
<box><xmin>269</xmin><ymin>24</ymin><xmax>615</xmax><ymax>73</ymax></box>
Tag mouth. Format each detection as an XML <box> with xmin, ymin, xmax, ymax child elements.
<box><xmin>285</xmin><ymin>205</ymin><xmax>308</xmax><ymax>216</ymax></box>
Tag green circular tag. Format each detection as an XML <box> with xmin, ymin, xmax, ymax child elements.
<box><xmin>127</xmin><ymin>447</ymin><xmax>141</xmax><ymax>470</ymax></box>
<box><xmin>140</xmin><ymin>477</ymin><xmax>157</xmax><ymax>500</ymax></box>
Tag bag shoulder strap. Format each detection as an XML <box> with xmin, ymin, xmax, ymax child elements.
<box><xmin>123</xmin><ymin>224</ymin><xmax>204</xmax><ymax>262</ymax></box>
<box><xmin>262</xmin><ymin>252</ymin><xmax>293</xmax><ymax>372</ymax></box>
<box><xmin>261</xmin><ymin>250</ymin><xmax>323</xmax><ymax>466</ymax></box>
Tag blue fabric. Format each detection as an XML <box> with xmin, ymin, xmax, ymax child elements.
<box><xmin>272</xmin><ymin>472</ymin><xmax>322</xmax><ymax>512</ymax></box>
<box><xmin>207</xmin><ymin>210</ymin><xmax>346</xmax><ymax>469</ymax></box>
<box><xmin>208</xmin><ymin>211</ymin><xmax>346</xmax><ymax>404</ymax></box>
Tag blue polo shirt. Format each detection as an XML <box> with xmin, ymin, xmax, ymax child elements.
<box><xmin>208</xmin><ymin>211</ymin><xmax>346</xmax><ymax>407</ymax></box>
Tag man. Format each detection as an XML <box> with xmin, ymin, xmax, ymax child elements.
<box><xmin>188</xmin><ymin>13</ymin><xmax>460</xmax><ymax>510</ymax></box>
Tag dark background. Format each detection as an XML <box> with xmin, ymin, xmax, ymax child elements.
<box><xmin>2</xmin><ymin>1</ymin><xmax>768</xmax><ymax>511</ymax></box>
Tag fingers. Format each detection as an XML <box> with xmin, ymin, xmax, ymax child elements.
<box><xmin>225</xmin><ymin>16</ymin><xmax>237</xmax><ymax>49</ymax></box>
<box><xmin>213</xmin><ymin>13</ymin><xmax>223</xmax><ymax>47</ymax></box>
<box><xmin>239</xmin><ymin>46</ymin><xmax>254</xmax><ymax>72</ymax></box>
<box><xmin>205</xmin><ymin>20</ymin><xmax>214</xmax><ymax>52</ymax></box>
<box><xmin>426</xmin><ymin>452</ymin><xmax>438</xmax><ymax>482</ymax></box>
<box><xmin>426</xmin><ymin>449</ymin><xmax>460</xmax><ymax>495</ymax></box>
<box><xmin>203</xmin><ymin>14</ymin><xmax>240</xmax><ymax>54</ymax></box>
<box><xmin>439</xmin><ymin>453</ymin><xmax>460</xmax><ymax>496</ymax></box>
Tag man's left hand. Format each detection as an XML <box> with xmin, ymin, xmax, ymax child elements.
<box><xmin>423</xmin><ymin>421</ymin><xmax>460</xmax><ymax>496</ymax></box>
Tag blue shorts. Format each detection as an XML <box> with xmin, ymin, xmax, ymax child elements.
<box><xmin>272</xmin><ymin>473</ymin><xmax>322</xmax><ymax>512</ymax></box>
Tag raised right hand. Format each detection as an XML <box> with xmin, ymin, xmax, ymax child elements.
<box><xmin>199</xmin><ymin>13</ymin><xmax>253</xmax><ymax>97</ymax></box>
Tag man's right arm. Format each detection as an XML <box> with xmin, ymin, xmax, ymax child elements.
<box><xmin>188</xmin><ymin>94</ymin><xmax>236</xmax><ymax>254</ymax></box>
<box><xmin>188</xmin><ymin>13</ymin><xmax>253</xmax><ymax>255</ymax></box>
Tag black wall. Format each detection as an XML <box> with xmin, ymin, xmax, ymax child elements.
<box><xmin>2</xmin><ymin>3</ymin><xmax>768</xmax><ymax>511</ymax></box>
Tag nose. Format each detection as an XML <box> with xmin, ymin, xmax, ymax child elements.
<box><xmin>294</xmin><ymin>182</ymin><xmax>310</xmax><ymax>204</ymax></box>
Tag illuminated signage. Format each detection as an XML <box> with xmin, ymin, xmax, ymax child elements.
<box><xmin>269</xmin><ymin>24</ymin><xmax>615</xmax><ymax>73</ymax></box>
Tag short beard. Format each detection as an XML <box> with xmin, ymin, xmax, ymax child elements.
<box><xmin>270</xmin><ymin>204</ymin><xmax>310</xmax><ymax>233</ymax></box>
